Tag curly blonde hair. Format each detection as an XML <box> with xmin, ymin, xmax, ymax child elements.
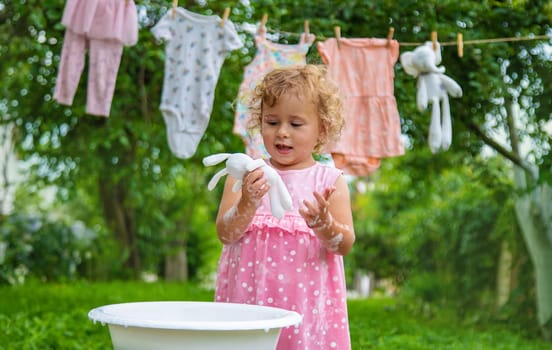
<box><xmin>247</xmin><ymin>64</ymin><xmax>345</xmax><ymax>154</ymax></box>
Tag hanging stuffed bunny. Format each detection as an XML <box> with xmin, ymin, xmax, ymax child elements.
<box><xmin>400</xmin><ymin>41</ymin><xmax>463</xmax><ymax>153</ymax></box>
<box><xmin>203</xmin><ymin>153</ymin><xmax>292</xmax><ymax>219</ymax></box>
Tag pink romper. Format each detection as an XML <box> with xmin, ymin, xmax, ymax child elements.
<box><xmin>54</xmin><ymin>0</ymin><xmax>138</xmax><ymax>117</ymax></box>
<box><xmin>317</xmin><ymin>38</ymin><xmax>404</xmax><ymax>176</ymax></box>
<box><xmin>234</xmin><ymin>31</ymin><xmax>314</xmax><ymax>159</ymax></box>
<box><xmin>215</xmin><ymin>162</ymin><xmax>351</xmax><ymax>350</ymax></box>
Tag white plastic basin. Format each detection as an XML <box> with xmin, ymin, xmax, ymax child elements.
<box><xmin>88</xmin><ymin>301</ymin><xmax>302</xmax><ymax>350</ymax></box>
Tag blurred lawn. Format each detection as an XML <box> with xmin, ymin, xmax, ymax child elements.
<box><xmin>0</xmin><ymin>281</ymin><xmax>548</xmax><ymax>349</ymax></box>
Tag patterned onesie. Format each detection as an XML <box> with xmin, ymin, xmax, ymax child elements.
<box><xmin>234</xmin><ymin>31</ymin><xmax>314</xmax><ymax>159</ymax></box>
<box><xmin>152</xmin><ymin>8</ymin><xmax>243</xmax><ymax>159</ymax></box>
<box><xmin>215</xmin><ymin>161</ymin><xmax>351</xmax><ymax>350</ymax></box>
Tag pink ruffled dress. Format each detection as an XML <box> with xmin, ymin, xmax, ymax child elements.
<box><xmin>215</xmin><ymin>162</ymin><xmax>351</xmax><ymax>350</ymax></box>
<box><xmin>317</xmin><ymin>37</ymin><xmax>404</xmax><ymax>176</ymax></box>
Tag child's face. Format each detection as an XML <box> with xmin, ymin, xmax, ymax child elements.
<box><xmin>261</xmin><ymin>93</ymin><xmax>320</xmax><ymax>170</ymax></box>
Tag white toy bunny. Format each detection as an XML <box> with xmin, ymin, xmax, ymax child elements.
<box><xmin>203</xmin><ymin>153</ymin><xmax>292</xmax><ymax>219</ymax></box>
<box><xmin>400</xmin><ymin>41</ymin><xmax>463</xmax><ymax>153</ymax></box>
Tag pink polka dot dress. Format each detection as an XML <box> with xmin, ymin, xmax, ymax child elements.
<box><xmin>215</xmin><ymin>162</ymin><xmax>351</xmax><ymax>350</ymax></box>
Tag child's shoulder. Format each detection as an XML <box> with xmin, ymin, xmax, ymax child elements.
<box><xmin>307</xmin><ymin>162</ymin><xmax>343</xmax><ymax>187</ymax></box>
<box><xmin>315</xmin><ymin>160</ymin><xmax>343</xmax><ymax>175</ymax></box>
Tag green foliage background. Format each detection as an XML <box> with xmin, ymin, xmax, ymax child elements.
<box><xmin>0</xmin><ymin>0</ymin><xmax>551</xmax><ymax>337</ymax></box>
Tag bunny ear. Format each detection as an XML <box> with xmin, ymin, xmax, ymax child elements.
<box><xmin>207</xmin><ymin>168</ymin><xmax>228</xmax><ymax>191</ymax></box>
<box><xmin>203</xmin><ymin>153</ymin><xmax>231</xmax><ymax>167</ymax></box>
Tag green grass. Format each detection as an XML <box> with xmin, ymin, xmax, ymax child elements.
<box><xmin>347</xmin><ymin>298</ymin><xmax>547</xmax><ymax>349</ymax></box>
<box><xmin>0</xmin><ymin>281</ymin><xmax>548</xmax><ymax>349</ymax></box>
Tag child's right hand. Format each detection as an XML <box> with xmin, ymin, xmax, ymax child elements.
<box><xmin>240</xmin><ymin>168</ymin><xmax>270</xmax><ymax>207</ymax></box>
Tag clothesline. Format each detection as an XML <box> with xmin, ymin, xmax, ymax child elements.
<box><xmin>256</xmin><ymin>26</ymin><xmax>551</xmax><ymax>46</ymax></box>
<box><xmin>168</xmin><ymin>4</ymin><xmax>551</xmax><ymax>47</ymax></box>
<box><xmin>404</xmin><ymin>34</ymin><xmax>551</xmax><ymax>46</ymax></box>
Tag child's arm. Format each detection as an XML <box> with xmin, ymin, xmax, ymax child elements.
<box><xmin>215</xmin><ymin>168</ymin><xmax>269</xmax><ymax>244</ymax></box>
<box><xmin>299</xmin><ymin>175</ymin><xmax>355</xmax><ymax>255</ymax></box>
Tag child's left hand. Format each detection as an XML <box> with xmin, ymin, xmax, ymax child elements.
<box><xmin>299</xmin><ymin>187</ymin><xmax>336</xmax><ymax>230</ymax></box>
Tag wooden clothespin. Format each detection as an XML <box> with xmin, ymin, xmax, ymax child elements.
<box><xmin>386</xmin><ymin>27</ymin><xmax>394</xmax><ymax>47</ymax></box>
<box><xmin>304</xmin><ymin>20</ymin><xmax>310</xmax><ymax>36</ymax></box>
<box><xmin>457</xmin><ymin>33</ymin><xmax>464</xmax><ymax>58</ymax></box>
<box><xmin>220</xmin><ymin>7</ymin><xmax>230</xmax><ymax>27</ymax></box>
<box><xmin>257</xmin><ymin>13</ymin><xmax>268</xmax><ymax>35</ymax></box>
<box><xmin>261</xmin><ymin>13</ymin><xmax>268</xmax><ymax>29</ymax></box>
<box><xmin>431</xmin><ymin>31</ymin><xmax>438</xmax><ymax>51</ymax></box>
<box><xmin>334</xmin><ymin>26</ymin><xmax>341</xmax><ymax>49</ymax></box>
<box><xmin>171</xmin><ymin>0</ymin><xmax>178</xmax><ymax>19</ymax></box>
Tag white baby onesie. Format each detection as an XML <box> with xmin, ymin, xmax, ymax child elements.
<box><xmin>152</xmin><ymin>8</ymin><xmax>243</xmax><ymax>158</ymax></box>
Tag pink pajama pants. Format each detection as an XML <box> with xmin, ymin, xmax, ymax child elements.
<box><xmin>54</xmin><ymin>29</ymin><xmax>123</xmax><ymax>117</ymax></box>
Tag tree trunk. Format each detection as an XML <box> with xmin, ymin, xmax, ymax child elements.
<box><xmin>98</xmin><ymin>175</ymin><xmax>141</xmax><ymax>274</ymax></box>
<box><xmin>496</xmin><ymin>241</ymin><xmax>512</xmax><ymax>309</ymax></box>
<box><xmin>163</xmin><ymin>216</ymin><xmax>190</xmax><ymax>281</ymax></box>
<box><xmin>0</xmin><ymin>124</ymin><xmax>16</xmax><ymax>215</ymax></box>
<box><xmin>513</xmin><ymin>168</ymin><xmax>552</xmax><ymax>340</ymax></box>
<box><xmin>162</xmin><ymin>169</ymin><xmax>203</xmax><ymax>281</ymax></box>
<box><xmin>164</xmin><ymin>240</ymin><xmax>188</xmax><ymax>281</ymax></box>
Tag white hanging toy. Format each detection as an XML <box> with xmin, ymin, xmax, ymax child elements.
<box><xmin>400</xmin><ymin>41</ymin><xmax>463</xmax><ymax>153</ymax></box>
<box><xmin>203</xmin><ymin>153</ymin><xmax>292</xmax><ymax>219</ymax></box>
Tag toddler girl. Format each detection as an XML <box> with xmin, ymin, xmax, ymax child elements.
<box><xmin>214</xmin><ymin>65</ymin><xmax>355</xmax><ymax>349</ymax></box>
